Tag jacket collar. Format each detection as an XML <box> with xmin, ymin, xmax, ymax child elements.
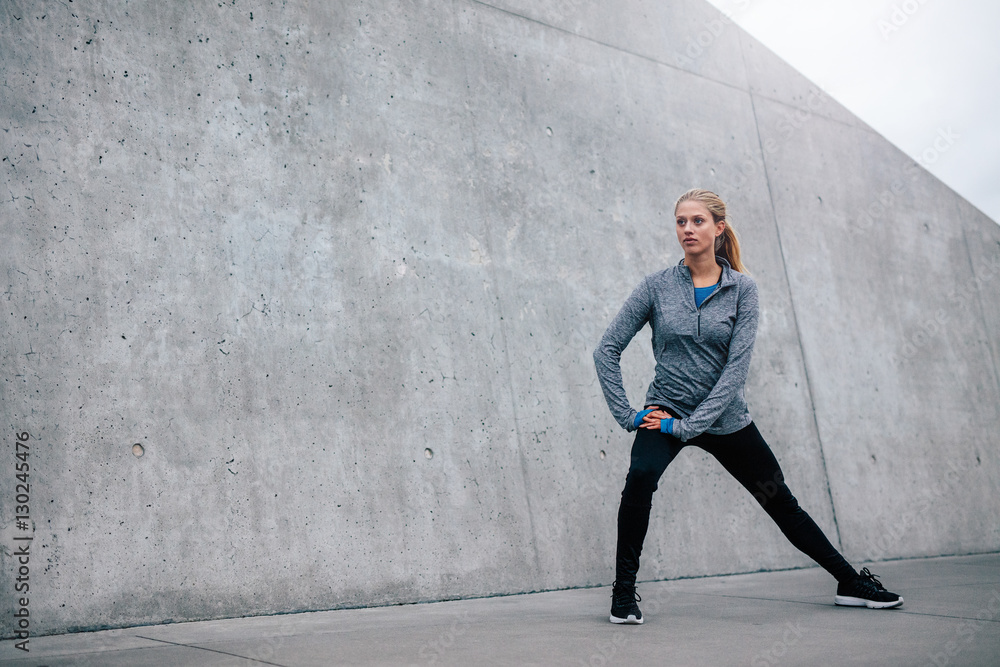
<box><xmin>677</xmin><ymin>255</ymin><xmax>736</xmax><ymax>287</ymax></box>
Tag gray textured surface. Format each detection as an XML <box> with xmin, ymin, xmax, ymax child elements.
<box><xmin>1</xmin><ymin>554</ymin><xmax>999</xmax><ymax>666</ymax></box>
<box><xmin>1</xmin><ymin>0</ymin><xmax>998</xmax><ymax>637</ymax></box>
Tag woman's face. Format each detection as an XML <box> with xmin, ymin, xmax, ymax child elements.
<box><xmin>675</xmin><ymin>199</ymin><xmax>724</xmax><ymax>256</ymax></box>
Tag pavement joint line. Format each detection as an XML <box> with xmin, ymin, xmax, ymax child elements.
<box><xmin>904</xmin><ymin>581</ymin><xmax>1000</xmax><ymax>591</ymax></box>
<box><xmin>133</xmin><ymin>635</ymin><xmax>290</xmax><ymax>667</ymax></box>
<box><xmin>885</xmin><ymin>611</ymin><xmax>1000</xmax><ymax>623</ymax></box>
<box><xmin>692</xmin><ymin>594</ymin><xmax>1000</xmax><ymax>623</ymax></box>
<box><xmin>702</xmin><ymin>594</ymin><xmax>836</xmax><ymax>607</ymax></box>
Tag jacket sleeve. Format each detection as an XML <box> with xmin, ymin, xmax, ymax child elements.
<box><xmin>672</xmin><ymin>278</ymin><xmax>759</xmax><ymax>442</ymax></box>
<box><xmin>593</xmin><ymin>277</ymin><xmax>652</xmax><ymax>431</ymax></box>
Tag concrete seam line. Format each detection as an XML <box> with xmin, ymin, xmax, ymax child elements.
<box><xmin>133</xmin><ymin>635</ymin><xmax>290</xmax><ymax>667</ymax></box>
<box><xmin>464</xmin><ymin>0</ymin><xmax>674</xmax><ymax>70</ymax></box>
<box><xmin>453</xmin><ymin>0</ymin><xmax>543</xmax><ymax>577</ymax></box>
<box><xmin>462</xmin><ymin>0</ymin><xmax>865</xmax><ymax>131</ymax></box>
<box><xmin>958</xmin><ymin>211</ymin><xmax>1000</xmax><ymax>407</ymax></box>
<box><xmin>736</xmin><ymin>28</ymin><xmax>845</xmax><ymax>551</ymax></box>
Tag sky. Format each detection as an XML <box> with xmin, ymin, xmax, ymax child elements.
<box><xmin>704</xmin><ymin>0</ymin><xmax>1000</xmax><ymax>225</ymax></box>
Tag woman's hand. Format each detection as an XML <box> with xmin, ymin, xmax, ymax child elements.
<box><xmin>639</xmin><ymin>406</ymin><xmax>675</xmax><ymax>430</ymax></box>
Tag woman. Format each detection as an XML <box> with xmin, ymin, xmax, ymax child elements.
<box><xmin>593</xmin><ymin>189</ymin><xmax>901</xmax><ymax>625</ymax></box>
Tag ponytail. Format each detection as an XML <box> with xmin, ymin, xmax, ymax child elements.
<box><xmin>714</xmin><ymin>219</ymin><xmax>747</xmax><ymax>274</ymax></box>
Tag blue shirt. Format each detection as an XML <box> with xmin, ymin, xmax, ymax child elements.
<box><xmin>694</xmin><ymin>281</ymin><xmax>720</xmax><ymax>308</ymax></box>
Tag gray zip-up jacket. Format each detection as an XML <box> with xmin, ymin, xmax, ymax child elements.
<box><xmin>593</xmin><ymin>256</ymin><xmax>759</xmax><ymax>442</ymax></box>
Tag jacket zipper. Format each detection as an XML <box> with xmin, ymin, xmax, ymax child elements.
<box><xmin>684</xmin><ymin>260</ymin><xmax>727</xmax><ymax>337</ymax></box>
<box><xmin>695</xmin><ymin>284</ymin><xmax>723</xmax><ymax>337</ymax></box>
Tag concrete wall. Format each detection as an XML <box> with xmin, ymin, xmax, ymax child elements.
<box><xmin>1</xmin><ymin>0</ymin><xmax>997</xmax><ymax>637</ymax></box>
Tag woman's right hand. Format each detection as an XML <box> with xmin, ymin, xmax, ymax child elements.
<box><xmin>639</xmin><ymin>406</ymin><xmax>675</xmax><ymax>429</ymax></box>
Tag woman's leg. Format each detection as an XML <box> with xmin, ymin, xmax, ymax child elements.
<box><xmin>697</xmin><ymin>422</ymin><xmax>857</xmax><ymax>583</ymax></box>
<box><xmin>615</xmin><ymin>427</ymin><xmax>686</xmax><ymax>584</ymax></box>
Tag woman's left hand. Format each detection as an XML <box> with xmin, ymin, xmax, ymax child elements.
<box><xmin>639</xmin><ymin>407</ymin><xmax>675</xmax><ymax>429</ymax></box>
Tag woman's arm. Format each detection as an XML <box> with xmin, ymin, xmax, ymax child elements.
<box><xmin>672</xmin><ymin>279</ymin><xmax>759</xmax><ymax>442</ymax></box>
<box><xmin>594</xmin><ymin>278</ymin><xmax>653</xmax><ymax>431</ymax></box>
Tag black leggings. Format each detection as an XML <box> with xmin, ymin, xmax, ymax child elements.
<box><xmin>616</xmin><ymin>419</ymin><xmax>857</xmax><ymax>585</ymax></box>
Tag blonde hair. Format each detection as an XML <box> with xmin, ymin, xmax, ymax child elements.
<box><xmin>674</xmin><ymin>188</ymin><xmax>748</xmax><ymax>274</ymax></box>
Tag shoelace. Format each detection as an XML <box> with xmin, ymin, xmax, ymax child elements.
<box><xmin>857</xmin><ymin>567</ymin><xmax>887</xmax><ymax>592</ymax></box>
<box><xmin>612</xmin><ymin>581</ymin><xmax>641</xmax><ymax>605</ymax></box>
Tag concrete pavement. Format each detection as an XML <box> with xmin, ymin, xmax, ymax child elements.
<box><xmin>2</xmin><ymin>552</ymin><xmax>998</xmax><ymax>666</ymax></box>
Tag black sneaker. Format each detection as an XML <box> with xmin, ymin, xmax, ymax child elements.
<box><xmin>835</xmin><ymin>568</ymin><xmax>903</xmax><ymax>609</ymax></box>
<box><xmin>610</xmin><ymin>580</ymin><xmax>644</xmax><ymax>624</ymax></box>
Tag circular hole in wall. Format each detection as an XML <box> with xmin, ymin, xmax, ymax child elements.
<box><xmin>599</xmin><ymin>450</ymin><xmax>606</xmax><ymax>460</ymax></box>
<box><xmin>424</xmin><ymin>448</ymin><xmax>434</xmax><ymax>460</ymax></box>
<box><xmin>132</xmin><ymin>443</ymin><xmax>144</xmax><ymax>458</ymax></box>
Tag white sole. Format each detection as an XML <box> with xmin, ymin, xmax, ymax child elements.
<box><xmin>835</xmin><ymin>595</ymin><xmax>903</xmax><ymax>609</ymax></box>
<box><xmin>610</xmin><ymin>614</ymin><xmax>644</xmax><ymax>624</ymax></box>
